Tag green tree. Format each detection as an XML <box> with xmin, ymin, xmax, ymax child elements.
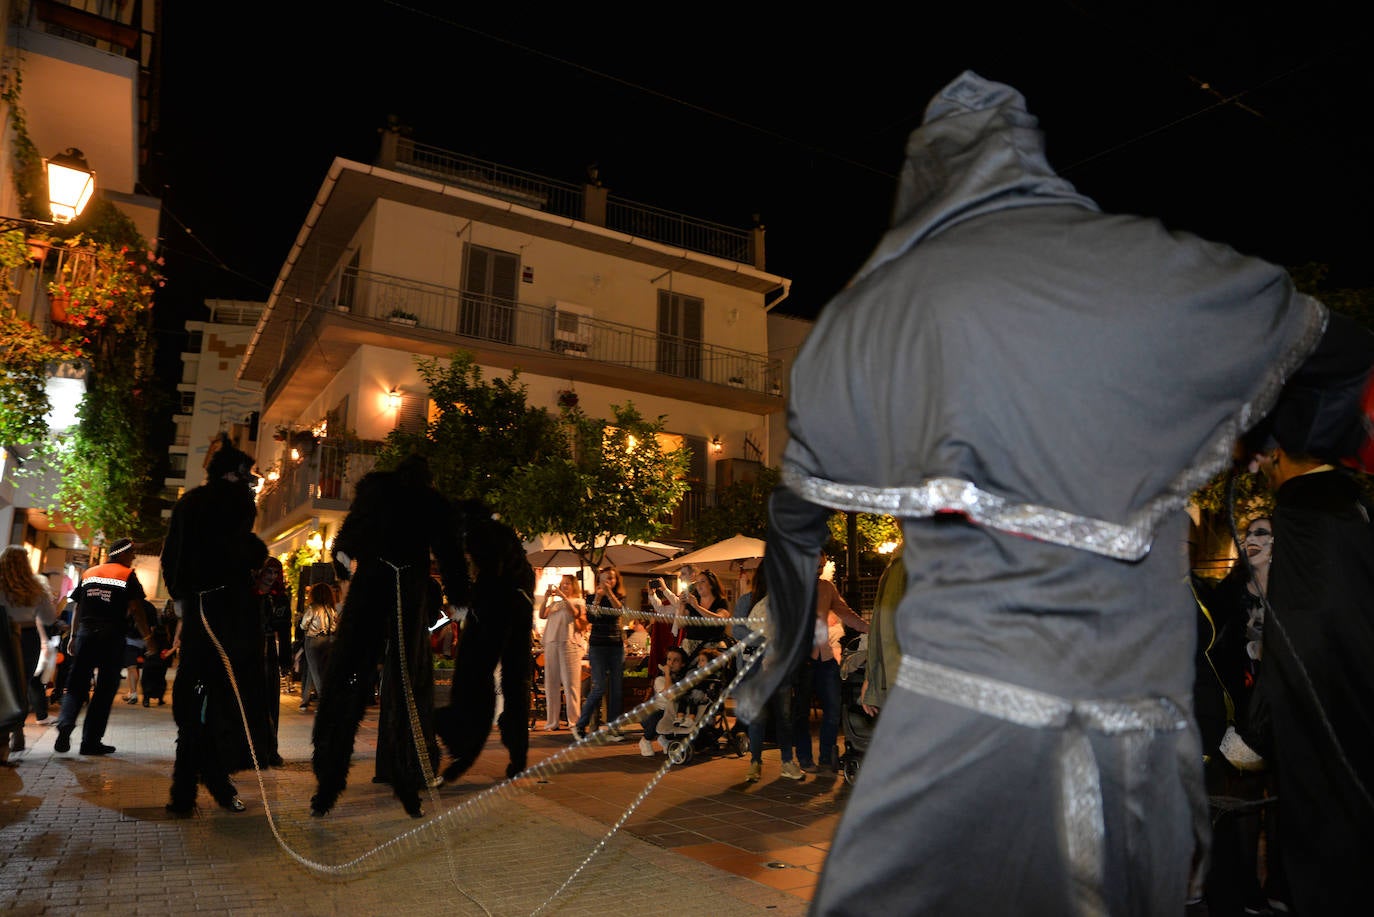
<box><xmin>496</xmin><ymin>402</ymin><xmax>690</xmax><ymax>570</ymax></box>
<box><xmin>827</xmin><ymin>512</ymin><xmax>902</xmax><ymax>554</ymax></box>
<box><xmin>375</xmin><ymin>351</ymin><xmax>565</xmax><ymax>506</ymax></box>
<box><xmin>689</xmin><ymin>464</ymin><xmax>780</xmax><ymax>544</ymax></box>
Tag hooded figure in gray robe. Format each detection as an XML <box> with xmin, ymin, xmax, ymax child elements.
<box><xmin>738</xmin><ymin>71</ymin><xmax>1372</xmax><ymax>916</ymax></box>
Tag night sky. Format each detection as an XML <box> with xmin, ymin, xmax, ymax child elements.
<box><xmin>146</xmin><ymin>2</ymin><xmax>1373</xmax><ymax>349</ymax></box>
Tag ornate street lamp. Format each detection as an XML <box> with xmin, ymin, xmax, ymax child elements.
<box><xmin>43</xmin><ymin>148</ymin><xmax>96</xmax><ymax>224</ymax></box>
<box><xmin>1</xmin><ymin>147</ymin><xmax>98</xmax><ymax>232</ymax></box>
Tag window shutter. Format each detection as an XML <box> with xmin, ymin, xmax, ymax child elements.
<box><xmin>395</xmin><ymin>390</ymin><xmax>429</xmax><ymax>434</ymax></box>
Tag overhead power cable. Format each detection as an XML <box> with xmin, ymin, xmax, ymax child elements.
<box><xmin>381</xmin><ymin>0</ymin><xmax>897</xmax><ymax>181</ymax></box>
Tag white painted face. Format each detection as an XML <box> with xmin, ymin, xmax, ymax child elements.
<box><xmin>1244</xmin><ymin>517</ymin><xmax>1274</xmax><ymax>572</ymax></box>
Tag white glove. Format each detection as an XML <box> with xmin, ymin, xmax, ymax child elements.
<box><xmin>1219</xmin><ymin>725</ymin><xmax>1265</xmax><ymax>772</ymax></box>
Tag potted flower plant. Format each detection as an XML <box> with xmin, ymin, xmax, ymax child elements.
<box><xmin>387</xmin><ymin>308</ymin><xmax>419</xmax><ymax>326</ymax></box>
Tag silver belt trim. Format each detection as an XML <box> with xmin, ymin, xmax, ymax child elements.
<box><xmin>783</xmin><ymin>468</ymin><xmax>1154</xmax><ymax>561</ymax></box>
<box><xmin>897</xmin><ymin>655</ymin><xmax>1187</xmax><ymax>917</ymax></box>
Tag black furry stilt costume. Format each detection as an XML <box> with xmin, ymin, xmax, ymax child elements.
<box><xmin>160</xmin><ymin>435</ymin><xmax>275</xmax><ymax>814</ymax></box>
<box><xmin>310</xmin><ymin>455</ymin><xmax>463</xmax><ymax>818</ymax></box>
<box><xmin>434</xmin><ymin>500</ymin><xmax>536</xmax><ymax>782</ymax></box>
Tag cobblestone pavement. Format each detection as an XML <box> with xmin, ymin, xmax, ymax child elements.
<box><xmin>2</xmin><ymin>679</ymin><xmax>851</xmax><ymax>916</ymax></box>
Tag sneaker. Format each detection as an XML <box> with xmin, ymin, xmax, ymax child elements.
<box><xmin>639</xmin><ymin>738</ymin><xmax>655</xmax><ymax>757</ymax></box>
<box><xmin>54</xmin><ymin>729</ymin><xmax>72</xmax><ymax>753</ymax></box>
<box><xmin>80</xmin><ymin>742</ymin><xmax>116</xmax><ymax>756</ymax></box>
<box><xmin>571</xmin><ymin>725</ymin><xmax>585</xmax><ymax>741</ymax></box>
<box><xmin>34</xmin><ymin>716</ymin><xmax>56</xmax><ymax>726</ymax></box>
<box><xmin>780</xmin><ymin>760</ymin><xmax>805</xmax><ymax>780</ymax></box>
<box><xmin>604</xmin><ymin>730</ymin><xmax>626</xmax><ymax>743</ymax></box>
<box><xmin>745</xmin><ymin>761</ymin><xmax>762</xmax><ymax>782</ymax></box>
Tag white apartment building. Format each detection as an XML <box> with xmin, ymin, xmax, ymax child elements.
<box><xmin>164</xmin><ymin>299</ymin><xmax>264</xmax><ymax>507</ymax></box>
<box><xmin>236</xmin><ymin>127</ymin><xmax>803</xmax><ymax>559</ymax></box>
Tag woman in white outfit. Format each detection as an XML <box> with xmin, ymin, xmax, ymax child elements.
<box><xmin>538</xmin><ymin>574</ymin><xmax>586</xmax><ymax>730</ymax></box>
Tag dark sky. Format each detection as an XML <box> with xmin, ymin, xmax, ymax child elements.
<box><xmin>147</xmin><ymin>1</ymin><xmax>1373</xmax><ymax>347</ymax></box>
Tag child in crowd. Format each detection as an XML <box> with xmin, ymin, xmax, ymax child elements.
<box><xmin>140</xmin><ymin>612</ymin><xmax>173</xmax><ymax>706</ymax></box>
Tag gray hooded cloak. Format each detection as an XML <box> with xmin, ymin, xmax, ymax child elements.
<box><xmin>744</xmin><ymin>71</ymin><xmax>1330</xmax><ymax>916</ymax></box>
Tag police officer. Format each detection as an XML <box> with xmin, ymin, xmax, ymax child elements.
<box><xmin>54</xmin><ymin>538</ymin><xmax>150</xmax><ymax>755</ymax></box>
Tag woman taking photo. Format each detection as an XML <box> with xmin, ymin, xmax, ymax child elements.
<box><xmin>538</xmin><ymin>574</ymin><xmax>586</xmax><ymax>731</ymax></box>
<box><xmin>574</xmin><ymin>563</ymin><xmax>627</xmax><ymax>741</ymax></box>
<box><xmin>681</xmin><ymin>568</ymin><xmax>730</xmax><ymax>658</ymax></box>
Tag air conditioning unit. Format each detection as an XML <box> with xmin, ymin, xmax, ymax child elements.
<box><xmin>553</xmin><ymin>301</ymin><xmax>593</xmax><ymax>356</ymax></box>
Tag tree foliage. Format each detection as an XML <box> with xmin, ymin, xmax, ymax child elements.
<box><xmin>375</xmin><ymin>351</ymin><xmax>565</xmax><ymax>506</ymax></box>
<box><xmin>496</xmin><ymin>402</ymin><xmax>690</xmax><ymax>569</ymax></box>
<box><xmin>826</xmin><ymin>512</ymin><xmax>902</xmax><ymax>554</ymax></box>
<box><xmin>44</xmin><ymin>366</ymin><xmax>161</xmax><ymax>541</ymax></box>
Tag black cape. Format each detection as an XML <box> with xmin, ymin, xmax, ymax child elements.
<box><xmin>1260</xmin><ymin>470</ymin><xmax>1374</xmax><ymax>914</ymax></box>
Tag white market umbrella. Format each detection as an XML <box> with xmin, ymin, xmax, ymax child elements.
<box><xmin>650</xmin><ymin>533</ymin><xmax>766</xmax><ymax>574</ymax></box>
<box><xmin>525</xmin><ymin>534</ymin><xmax>679</xmax><ymax>570</ymax></box>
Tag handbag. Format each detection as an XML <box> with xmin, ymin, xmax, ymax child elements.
<box><xmin>35</xmin><ymin>635</ymin><xmax>59</xmax><ymax>685</ymax></box>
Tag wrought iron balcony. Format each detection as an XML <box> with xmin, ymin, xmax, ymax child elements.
<box><xmin>325</xmin><ymin>268</ymin><xmax>783</xmax><ymax>396</ymax></box>
<box><xmin>254</xmin><ymin>436</ymin><xmax>385</xmax><ymax>532</ymax></box>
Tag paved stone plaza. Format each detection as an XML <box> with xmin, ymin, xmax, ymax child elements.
<box><xmin>2</xmin><ymin>681</ymin><xmax>852</xmax><ymax>915</ymax></box>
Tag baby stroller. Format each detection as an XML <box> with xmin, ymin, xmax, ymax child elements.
<box><xmin>664</xmin><ymin>647</ymin><xmax>749</xmax><ymax>765</ymax></box>
<box><xmin>838</xmin><ymin>634</ymin><xmax>877</xmax><ymax>785</ymax></box>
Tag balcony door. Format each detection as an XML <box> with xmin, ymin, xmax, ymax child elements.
<box><xmin>460</xmin><ymin>244</ymin><xmax>517</xmax><ymax>344</ymax></box>
<box><xmin>656</xmin><ymin>290</ymin><xmax>703</xmax><ymax>378</ymax></box>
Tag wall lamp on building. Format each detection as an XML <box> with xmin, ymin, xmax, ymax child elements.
<box><xmin>709</xmin><ymin>436</ymin><xmax>723</xmax><ymax>454</ymax></box>
<box><xmin>45</xmin><ymin>149</ymin><xmax>97</xmax><ymax>224</ymax></box>
<box><xmin>387</xmin><ymin>388</ymin><xmax>403</xmax><ymax>411</ymax></box>
<box><xmin>1</xmin><ymin>148</ymin><xmax>97</xmax><ymax>231</ymax></box>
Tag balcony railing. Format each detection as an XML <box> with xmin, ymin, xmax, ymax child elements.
<box><xmin>605</xmin><ymin>198</ymin><xmax>753</xmax><ymax>264</ymax></box>
<box><xmin>392</xmin><ymin>139</ymin><xmax>755</xmax><ymax>264</ymax></box>
<box><xmin>325</xmin><ymin>268</ymin><xmax>783</xmax><ymax>396</ymax></box>
<box><xmin>254</xmin><ymin>432</ymin><xmax>719</xmax><ymax>541</ymax></box>
<box><xmin>255</xmin><ymin>437</ymin><xmax>386</xmax><ymax>532</ymax></box>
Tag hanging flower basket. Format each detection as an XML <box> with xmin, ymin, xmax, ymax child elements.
<box><xmin>50</xmin><ymin>293</ymin><xmax>72</xmax><ymax>326</ymax></box>
<box><xmin>558</xmin><ymin>390</ymin><xmax>579</xmax><ymax>408</ymax></box>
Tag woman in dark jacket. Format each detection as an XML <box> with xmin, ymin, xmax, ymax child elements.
<box><xmin>574</xmin><ymin>563</ymin><xmax>628</xmax><ymax>741</ymax></box>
